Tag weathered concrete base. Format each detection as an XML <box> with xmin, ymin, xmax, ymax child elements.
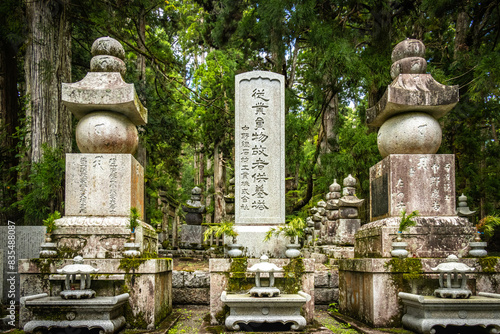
<box><xmin>338</xmin><ymin>257</ymin><xmax>500</xmax><ymax>328</ymax></box>
<box><xmin>319</xmin><ymin>246</ymin><xmax>355</xmax><ymax>259</ymax></box>
<box><xmin>180</xmin><ymin>225</ymin><xmax>206</xmax><ymax>249</ymax></box>
<box><xmin>221</xmin><ymin>291</ymin><xmax>311</xmax><ymax>331</ymax></box>
<box><xmin>19</xmin><ymin>257</ymin><xmax>172</xmax><ymax>330</ymax></box>
<box><xmin>399</xmin><ymin>292</ymin><xmax>500</xmax><ymax>334</ymax></box>
<box><xmin>172</xmin><ymin>270</ymin><xmax>210</xmax><ymax>304</ymax></box>
<box><xmin>234</xmin><ymin>225</ymin><xmax>288</xmax><ymax>258</ymax></box>
<box><xmin>53</xmin><ymin>217</ymin><xmax>158</xmax><ymax>258</ymax></box>
<box><xmin>209</xmin><ymin>258</ymin><xmax>315</xmax><ymax>325</ymax></box>
<box><xmin>21</xmin><ymin>293</ymin><xmax>129</xmax><ymax>334</ymax></box>
<box><xmin>355</xmin><ymin>216</ymin><xmax>474</xmax><ymax>258</ymax></box>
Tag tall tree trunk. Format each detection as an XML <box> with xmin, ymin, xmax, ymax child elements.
<box><xmin>0</xmin><ymin>38</ymin><xmax>21</xmax><ymax>222</ymax></box>
<box><xmin>137</xmin><ymin>6</ymin><xmax>147</xmax><ymax>85</ymax></box>
<box><xmin>205</xmin><ymin>157</ymin><xmax>213</xmax><ymax>224</ymax></box>
<box><xmin>213</xmin><ymin>141</ymin><xmax>226</xmax><ymax>224</ymax></box>
<box><xmin>319</xmin><ymin>92</ymin><xmax>339</xmax><ymax>155</ymax></box>
<box><xmin>24</xmin><ymin>0</ymin><xmax>72</xmax><ymax>163</ymax></box>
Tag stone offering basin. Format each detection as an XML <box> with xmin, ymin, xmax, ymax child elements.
<box><xmin>21</xmin><ymin>293</ymin><xmax>129</xmax><ymax>334</ymax></box>
<box><xmin>399</xmin><ymin>292</ymin><xmax>500</xmax><ymax>334</ymax></box>
<box><xmin>221</xmin><ymin>291</ymin><xmax>311</xmax><ymax>331</ymax></box>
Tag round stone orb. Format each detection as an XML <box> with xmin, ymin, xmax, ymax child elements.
<box><xmin>90</xmin><ymin>55</ymin><xmax>126</xmax><ymax>76</ymax></box>
<box><xmin>76</xmin><ymin>111</ymin><xmax>138</xmax><ymax>154</ymax></box>
<box><xmin>91</xmin><ymin>37</ymin><xmax>125</xmax><ymax>60</ymax></box>
<box><xmin>391</xmin><ymin>39</ymin><xmax>425</xmax><ymax>63</ymax></box>
<box><xmin>378</xmin><ymin>112</ymin><xmax>442</xmax><ymax>158</ymax></box>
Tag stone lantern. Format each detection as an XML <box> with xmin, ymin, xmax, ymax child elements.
<box><xmin>431</xmin><ymin>254</ymin><xmax>475</xmax><ymax>299</ymax></box>
<box><xmin>248</xmin><ymin>255</ymin><xmax>283</xmax><ymax>297</ymax></box>
<box><xmin>57</xmin><ymin>256</ymin><xmax>99</xmax><ymax>299</ymax></box>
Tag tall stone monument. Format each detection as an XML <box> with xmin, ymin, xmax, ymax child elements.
<box><xmin>18</xmin><ymin>37</ymin><xmax>172</xmax><ymax>330</ymax></box>
<box><xmin>338</xmin><ymin>39</ymin><xmax>478</xmax><ymax>327</ymax></box>
<box><xmin>234</xmin><ymin>71</ymin><xmax>286</xmax><ymax>257</ymax></box>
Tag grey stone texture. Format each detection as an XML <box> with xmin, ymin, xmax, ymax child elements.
<box><xmin>235</xmin><ymin>71</ymin><xmax>285</xmax><ymax>226</ymax></box>
<box><xmin>75</xmin><ymin>112</ymin><xmax>138</xmax><ymax>154</ymax></box>
<box><xmin>377</xmin><ymin>112</ymin><xmax>442</xmax><ymax>158</ymax></box>
<box><xmin>19</xmin><ymin>258</ymin><xmax>172</xmax><ymax>330</ymax></box>
<box><xmin>62</xmin><ymin>72</ymin><xmax>147</xmax><ymax>126</ymax></box>
<box><xmin>369</xmin><ymin>154</ymin><xmax>456</xmax><ymax>220</ymax></box>
<box><xmin>0</xmin><ymin>226</ymin><xmax>45</xmax><ymax>303</ymax></box>
<box><xmin>339</xmin><ymin>257</ymin><xmax>500</xmax><ymax>328</ymax></box>
<box><xmin>65</xmin><ymin>153</ymin><xmax>144</xmax><ymax>218</ymax></box>
<box><xmin>90</xmin><ymin>55</ymin><xmax>126</xmax><ymax>76</ymax></box>
<box><xmin>91</xmin><ymin>37</ymin><xmax>126</xmax><ymax>60</ymax></box>
<box><xmin>179</xmin><ymin>225</ymin><xmax>206</xmax><ymax>249</ymax></box>
<box><xmin>21</xmin><ymin>293</ymin><xmax>129</xmax><ymax>333</ymax></box>
<box><xmin>399</xmin><ymin>292</ymin><xmax>500</xmax><ymax>334</ymax></box>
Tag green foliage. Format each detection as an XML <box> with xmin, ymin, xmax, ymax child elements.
<box><xmin>477</xmin><ymin>216</ymin><xmax>500</xmax><ymax>241</ymax></box>
<box><xmin>43</xmin><ymin>211</ymin><xmax>61</xmax><ymax>234</ymax></box>
<box><xmin>264</xmin><ymin>217</ymin><xmax>306</xmax><ymax>242</ymax></box>
<box><xmin>15</xmin><ymin>145</ymin><xmax>65</xmax><ymax>225</ymax></box>
<box><xmin>203</xmin><ymin>220</ymin><xmax>238</xmax><ymax>242</ymax></box>
<box><xmin>399</xmin><ymin>210</ymin><xmax>419</xmax><ymax>233</ymax></box>
<box><xmin>129</xmin><ymin>207</ymin><xmax>140</xmax><ymax>232</ymax></box>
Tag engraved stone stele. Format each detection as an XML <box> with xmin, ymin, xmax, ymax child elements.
<box><xmin>367</xmin><ymin>39</ymin><xmax>459</xmax><ymax>158</ymax></box>
<box><xmin>234</xmin><ymin>71</ymin><xmax>286</xmax><ymax>257</ymax></box>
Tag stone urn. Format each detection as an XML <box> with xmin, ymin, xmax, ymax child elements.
<box><xmin>227</xmin><ymin>244</ymin><xmax>243</xmax><ymax>257</ymax></box>
<box><xmin>285</xmin><ymin>238</ymin><xmax>302</xmax><ymax>258</ymax></box>
<box><xmin>469</xmin><ymin>232</ymin><xmax>487</xmax><ymax>257</ymax></box>
<box><xmin>391</xmin><ymin>232</ymin><xmax>409</xmax><ymax>258</ymax></box>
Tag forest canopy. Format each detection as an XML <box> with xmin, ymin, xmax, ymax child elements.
<box><xmin>0</xmin><ymin>0</ymin><xmax>499</xmax><ymax>231</ymax></box>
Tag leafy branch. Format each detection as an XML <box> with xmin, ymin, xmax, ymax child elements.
<box><xmin>398</xmin><ymin>209</ymin><xmax>419</xmax><ymax>233</ymax></box>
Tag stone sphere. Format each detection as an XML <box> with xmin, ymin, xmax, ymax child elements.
<box><xmin>378</xmin><ymin>112</ymin><xmax>442</xmax><ymax>158</ymax></box>
<box><xmin>391</xmin><ymin>39</ymin><xmax>425</xmax><ymax>63</ymax></box>
<box><xmin>91</xmin><ymin>37</ymin><xmax>125</xmax><ymax>60</ymax></box>
<box><xmin>90</xmin><ymin>55</ymin><xmax>126</xmax><ymax>76</ymax></box>
<box><xmin>76</xmin><ymin>111</ymin><xmax>138</xmax><ymax>154</ymax></box>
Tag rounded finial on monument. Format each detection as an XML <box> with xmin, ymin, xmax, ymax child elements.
<box><xmin>317</xmin><ymin>200</ymin><xmax>326</xmax><ymax>208</ymax></box>
<box><xmin>343</xmin><ymin>174</ymin><xmax>356</xmax><ymax>187</ymax></box>
<box><xmin>192</xmin><ymin>186</ymin><xmax>202</xmax><ymax>195</ymax></box>
<box><xmin>90</xmin><ymin>55</ymin><xmax>126</xmax><ymax>76</ymax></box>
<box><xmin>390</xmin><ymin>39</ymin><xmax>427</xmax><ymax>79</ymax></box>
<box><xmin>329</xmin><ymin>179</ymin><xmax>341</xmax><ymax>192</ymax></box>
<box><xmin>91</xmin><ymin>36</ymin><xmax>126</xmax><ymax>60</ymax></box>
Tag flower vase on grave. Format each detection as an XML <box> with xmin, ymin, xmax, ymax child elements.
<box><xmin>391</xmin><ymin>232</ymin><xmax>409</xmax><ymax>258</ymax></box>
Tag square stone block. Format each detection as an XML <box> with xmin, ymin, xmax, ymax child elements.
<box><xmin>370</xmin><ymin>154</ymin><xmax>455</xmax><ymax>221</ymax></box>
<box><xmin>65</xmin><ymin>154</ymin><xmax>144</xmax><ymax>218</ymax></box>
<box><xmin>180</xmin><ymin>225</ymin><xmax>205</xmax><ymax>248</ymax></box>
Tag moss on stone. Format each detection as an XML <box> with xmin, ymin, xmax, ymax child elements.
<box><xmin>386</xmin><ymin>258</ymin><xmax>423</xmax><ymax>280</ymax></box>
<box><xmin>478</xmin><ymin>256</ymin><xmax>499</xmax><ymax>273</ymax></box>
<box><xmin>118</xmin><ymin>258</ymin><xmax>148</xmax><ymax>273</ymax></box>
<box><xmin>124</xmin><ymin>303</ymin><xmax>148</xmax><ymax>329</ymax></box>
<box><xmin>281</xmin><ymin>258</ymin><xmax>305</xmax><ymax>294</ymax></box>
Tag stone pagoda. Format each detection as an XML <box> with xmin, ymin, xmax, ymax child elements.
<box><xmin>19</xmin><ymin>37</ymin><xmax>172</xmax><ymax>330</ymax></box>
<box><xmin>338</xmin><ymin>39</ymin><xmax>485</xmax><ymax>328</ymax></box>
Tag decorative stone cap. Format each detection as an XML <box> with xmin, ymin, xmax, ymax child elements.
<box><xmin>343</xmin><ymin>174</ymin><xmax>357</xmax><ymax>187</ymax></box>
<box><xmin>57</xmin><ymin>256</ymin><xmax>99</xmax><ymax>275</ymax></box>
<box><xmin>329</xmin><ymin>179</ymin><xmax>341</xmax><ymax>192</ymax></box>
<box><xmin>431</xmin><ymin>255</ymin><xmax>475</xmax><ymax>273</ymax></box>
<box><xmin>248</xmin><ymin>255</ymin><xmax>283</xmax><ymax>273</ymax></box>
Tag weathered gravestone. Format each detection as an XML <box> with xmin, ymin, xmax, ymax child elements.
<box><xmin>234</xmin><ymin>71</ymin><xmax>286</xmax><ymax>257</ymax></box>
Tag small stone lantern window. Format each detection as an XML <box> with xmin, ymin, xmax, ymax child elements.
<box><xmin>57</xmin><ymin>256</ymin><xmax>99</xmax><ymax>299</ymax></box>
<box><xmin>248</xmin><ymin>255</ymin><xmax>283</xmax><ymax>297</ymax></box>
<box><xmin>431</xmin><ymin>254</ymin><xmax>474</xmax><ymax>299</ymax></box>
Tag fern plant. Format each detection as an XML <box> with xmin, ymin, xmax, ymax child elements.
<box><xmin>398</xmin><ymin>209</ymin><xmax>419</xmax><ymax>233</ymax></box>
<box><xmin>264</xmin><ymin>217</ymin><xmax>306</xmax><ymax>243</ymax></box>
<box><xmin>476</xmin><ymin>215</ymin><xmax>500</xmax><ymax>241</ymax></box>
<box><xmin>129</xmin><ymin>207</ymin><xmax>140</xmax><ymax>232</ymax></box>
<box><xmin>203</xmin><ymin>220</ymin><xmax>238</xmax><ymax>243</ymax></box>
<box><xmin>43</xmin><ymin>211</ymin><xmax>61</xmax><ymax>234</ymax></box>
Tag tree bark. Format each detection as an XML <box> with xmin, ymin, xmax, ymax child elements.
<box><xmin>213</xmin><ymin>141</ymin><xmax>226</xmax><ymax>224</ymax></box>
<box><xmin>24</xmin><ymin>0</ymin><xmax>72</xmax><ymax>163</ymax></box>
<box><xmin>319</xmin><ymin>92</ymin><xmax>339</xmax><ymax>155</ymax></box>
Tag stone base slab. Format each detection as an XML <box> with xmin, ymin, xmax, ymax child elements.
<box><xmin>21</xmin><ymin>293</ymin><xmax>129</xmax><ymax>334</ymax></box>
<box><xmin>221</xmin><ymin>291</ymin><xmax>310</xmax><ymax>331</ymax></box>
<box><xmin>338</xmin><ymin>257</ymin><xmax>500</xmax><ymax>328</ymax></box>
<box><xmin>233</xmin><ymin>225</ymin><xmax>288</xmax><ymax>258</ymax></box>
<box><xmin>399</xmin><ymin>292</ymin><xmax>500</xmax><ymax>334</ymax></box>
<box><xmin>54</xmin><ymin>217</ymin><xmax>157</xmax><ymax>258</ymax></box>
<box><xmin>19</xmin><ymin>257</ymin><xmax>172</xmax><ymax>330</ymax></box>
<box><xmin>209</xmin><ymin>258</ymin><xmax>315</xmax><ymax>325</ymax></box>
<box><xmin>355</xmin><ymin>216</ymin><xmax>474</xmax><ymax>258</ymax></box>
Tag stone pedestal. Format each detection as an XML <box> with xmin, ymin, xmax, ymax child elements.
<box><xmin>338</xmin><ymin>258</ymin><xmax>500</xmax><ymax>328</ymax></box>
<box><xmin>209</xmin><ymin>258</ymin><xmax>315</xmax><ymax>325</ymax></box>
<box><xmin>180</xmin><ymin>225</ymin><xmax>206</xmax><ymax>249</ymax></box>
<box><xmin>233</xmin><ymin>225</ymin><xmax>288</xmax><ymax>258</ymax></box>
<box><xmin>19</xmin><ymin>258</ymin><xmax>172</xmax><ymax>330</ymax></box>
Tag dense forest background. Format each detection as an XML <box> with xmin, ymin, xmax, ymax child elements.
<box><xmin>1</xmin><ymin>0</ymin><xmax>499</xmax><ymax>233</ymax></box>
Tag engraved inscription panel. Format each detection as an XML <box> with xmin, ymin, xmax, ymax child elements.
<box><xmin>371</xmin><ymin>174</ymin><xmax>389</xmax><ymax>218</ymax></box>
